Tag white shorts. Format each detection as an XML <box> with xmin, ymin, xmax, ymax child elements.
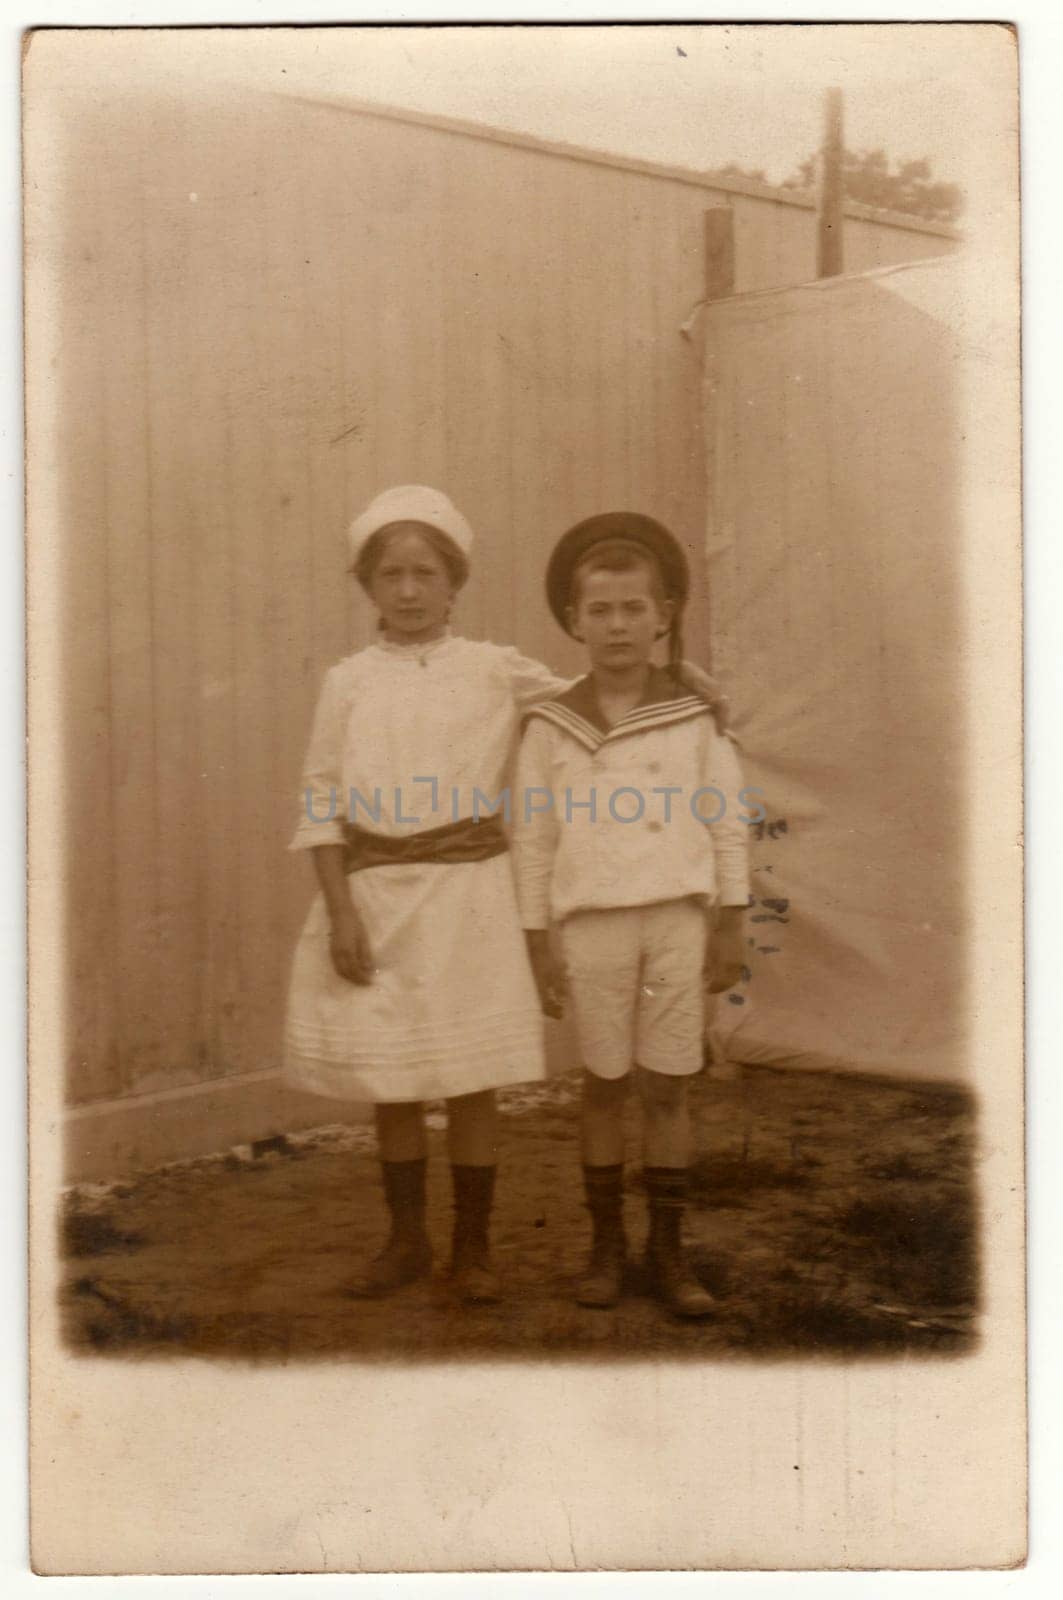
<box><xmin>559</xmin><ymin>898</ymin><xmax>709</xmax><ymax>1080</ymax></box>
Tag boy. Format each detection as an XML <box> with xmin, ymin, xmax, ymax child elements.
<box><xmin>512</xmin><ymin>513</ymin><xmax>749</xmax><ymax>1317</ymax></box>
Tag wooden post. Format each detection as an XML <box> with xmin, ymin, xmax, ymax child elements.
<box><xmin>704</xmin><ymin>206</ymin><xmax>735</xmax><ymax>301</ymax></box>
<box><xmin>816</xmin><ymin>87</ymin><xmax>845</xmax><ymax>278</ymax></box>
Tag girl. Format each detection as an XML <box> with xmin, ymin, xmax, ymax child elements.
<box><xmin>284</xmin><ymin>485</ymin><xmax>724</xmax><ymax>1305</ymax></box>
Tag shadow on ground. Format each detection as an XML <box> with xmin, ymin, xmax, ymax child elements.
<box><xmin>60</xmin><ymin>1065</ymin><xmax>978</xmax><ymax>1362</ymax></box>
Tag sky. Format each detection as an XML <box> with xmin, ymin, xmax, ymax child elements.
<box><xmin>64</xmin><ymin>22</ymin><xmax>1003</xmax><ymax>194</ymax></box>
<box><xmin>284</xmin><ymin>23</ymin><xmax>974</xmax><ymax>186</ymax></box>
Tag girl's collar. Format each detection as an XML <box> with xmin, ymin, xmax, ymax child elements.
<box><xmin>375</xmin><ymin>627</ymin><xmax>456</xmax><ymax>665</ymax></box>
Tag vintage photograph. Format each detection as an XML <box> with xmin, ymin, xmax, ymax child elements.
<box><xmin>25</xmin><ymin>21</ymin><xmax>1024</xmax><ymax>1574</ymax></box>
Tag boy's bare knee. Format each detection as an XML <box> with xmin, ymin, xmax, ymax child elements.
<box><xmin>377</xmin><ymin>1099</ymin><xmax>423</xmax><ymax>1126</ymax></box>
<box><xmin>635</xmin><ymin>1066</ymin><xmax>686</xmax><ymax>1112</ymax></box>
<box><xmin>582</xmin><ymin>1069</ymin><xmax>629</xmax><ymax>1106</ymax></box>
<box><xmin>375</xmin><ymin>1100</ymin><xmax>426</xmax><ymax>1158</ymax></box>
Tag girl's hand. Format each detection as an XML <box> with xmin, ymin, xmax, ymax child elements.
<box><xmin>677</xmin><ymin>661</ymin><xmax>731</xmax><ymax>737</ymax></box>
<box><xmin>705</xmin><ymin>908</ymin><xmax>745</xmax><ymax>994</ymax></box>
<box><xmin>328</xmin><ymin>906</ymin><xmax>375</xmax><ymax>985</ymax></box>
<box><xmin>525</xmin><ymin>930</ymin><xmax>566</xmax><ymax>1019</ymax></box>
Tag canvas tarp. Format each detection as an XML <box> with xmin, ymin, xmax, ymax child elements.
<box><xmin>702</xmin><ymin>257</ymin><xmax>969</xmax><ymax>1082</ymax></box>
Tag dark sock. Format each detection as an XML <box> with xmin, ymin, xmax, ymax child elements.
<box><xmin>450</xmin><ymin>1163</ymin><xmax>496</xmax><ymax>1258</ymax></box>
<box><xmin>582</xmin><ymin>1163</ymin><xmax>626</xmax><ymax>1247</ymax></box>
<box><xmin>380</xmin><ymin>1157</ymin><xmax>429</xmax><ymax>1245</ymax></box>
<box><xmin>644</xmin><ymin>1164</ymin><xmax>689</xmax><ymax>1253</ymax></box>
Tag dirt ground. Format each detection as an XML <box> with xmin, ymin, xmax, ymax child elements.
<box><xmin>61</xmin><ymin>1064</ymin><xmax>978</xmax><ymax>1362</ymax></box>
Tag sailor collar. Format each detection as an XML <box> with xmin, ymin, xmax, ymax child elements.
<box><xmin>525</xmin><ymin>668</ymin><xmax>710</xmax><ymax>754</ymax></box>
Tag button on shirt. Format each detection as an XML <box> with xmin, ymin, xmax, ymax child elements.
<box><xmin>512</xmin><ymin>671</ymin><xmax>752</xmax><ymax>928</ymax></box>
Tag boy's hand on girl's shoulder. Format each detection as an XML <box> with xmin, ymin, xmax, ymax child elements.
<box><xmin>524</xmin><ymin>930</ymin><xmax>567</xmax><ymax>1019</ymax></box>
<box><xmin>328</xmin><ymin>906</ymin><xmax>375</xmax><ymax>985</ymax></box>
<box><xmin>705</xmin><ymin>907</ymin><xmax>745</xmax><ymax>995</ymax></box>
<box><xmin>676</xmin><ymin>661</ymin><xmax>731</xmax><ymax>737</ymax></box>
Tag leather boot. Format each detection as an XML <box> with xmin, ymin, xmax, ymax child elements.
<box><xmin>576</xmin><ymin>1163</ymin><xmax>627</xmax><ymax>1309</ymax></box>
<box><xmin>347</xmin><ymin>1157</ymin><xmax>433</xmax><ymax>1297</ymax></box>
<box><xmin>450</xmin><ymin>1164</ymin><xmax>503</xmax><ymax>1304</ymax></box>
<box><xmin>644</xmin><ymin>1166</ymin><xmax>717</xmax><ymax>1318</ymax></box>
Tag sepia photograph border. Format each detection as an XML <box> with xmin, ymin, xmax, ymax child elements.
<box><xmin>15</xmin><ymin>2</ymin><xmax>1044</xmax><ymax>1585</ymax></box>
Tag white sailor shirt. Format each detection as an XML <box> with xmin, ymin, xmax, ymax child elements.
<box><xmin>512</xmin><ymin>668</ymin><xmax>752</xmax><ymax>928</ymax></box>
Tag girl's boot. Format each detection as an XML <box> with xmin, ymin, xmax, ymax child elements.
<box><xmin>348</xmin><ymin>1157</ymin><xmax>433</xmax><ymax>1297</ymax></box>
<box><xmin>576</xmin><ymin>1163</ymin><xmax>628</xmax><ymax>1308</ymax></box>
<box><xmin>449</xmin><ymin>1163</ymin><xmax>503</xmax><ymax>1304</ymax></box>
<box><xmin>644</xmin><ymin>1166</ymin><xmax>716</xmax><ymax>1318</ymax></box>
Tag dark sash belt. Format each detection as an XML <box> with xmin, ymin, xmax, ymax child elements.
<box><xmin>342</xmin><ymin>812</ymin><xmax>509</xmax><ymax>875</ymax></box>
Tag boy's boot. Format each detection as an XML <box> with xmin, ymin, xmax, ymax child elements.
<box><xmin>644</xmin><ymin>1166</ymin><xmax>717</xmax><ymax>1318</ymax></box>
<box><xmin>449</xmin><ymin>1164</ymin><xmax>503</xmax><ymax>1304</ymax></box>
<box><xmin>576</xmin><ymin>1163</ymin><xmax>628</xmax><ymax>1308</ymax></box>
<box><xmin>348</xmin><ymin>1157</ymin><xmax>433</xmax><ymax>1297</ymax></box>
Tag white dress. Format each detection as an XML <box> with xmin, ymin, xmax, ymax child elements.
<box><xmin>283</xmin><ymin>634</ymin><xmax>567</xmax><ymax>1102</ymax></box>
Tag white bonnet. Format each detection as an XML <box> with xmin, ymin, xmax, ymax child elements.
<box><xmin>347</xmin><ymin>485</ymin><xmax>475</xmax><ymax>567</ymax></box>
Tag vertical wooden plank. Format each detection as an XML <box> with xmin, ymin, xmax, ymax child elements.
<box><xmin>604</xmin><ymin>164</ymin><xmax>634</xmax><ymax>509</ymax></box>
<box><xmin>96</xmin><ymin>132</ymin><xmax>167</xmax><ymax>1094</ymax></box>
<box><xmin>703</xmin><ymin>206</ymin><xmax>736</xmax><ymax>301</ymax></box>
<box><xmin>729</xmin><ymin>192</ymin><xmax>814</xmax><ymax>295</ymax></box>
<box><xmin>243</xmin><ymin>105</ymin><xmax>320</xmax><ymax>1068</ymax></box>
<box><xmin>729</xmin><ymin>193</ymin><xmax>759</xmax><ymax>293</ymax></box>
<box><xmin>549</xmin><ymin>156</ymin><xmax>597</xmax><ymax>529</ymax></box>
<box><xmin>138</xmin><ymin>100</ymin><xmax>212</xmax><ymax>1090</ymax></box>
<box><xmin>817</xmin><ymin>88</ymin><xmax>846</xmax><ymax>278</ymax></box>
<box><xmin>266</xmin><ymin>100</ymin><xmax>401</xmax><ymax>1027</ymax></box>
<box><xmin>489</xmin><ymin>142</ymin><xmax>521</xmax><ymax>650</ymax></box>
<box><xmin>547</xmin><ymin>159</ymin><xmax>595</xmax><ymax>527</ymax></box>
<box><xmin>529</xmin><ymin>148</ymin><xmax>571</xmax><ymax>624</ymax></box>
<box><xmin>623</xmin><ymin>166</ymin><xmax>648</xmax><ymax>511</ymax></box>
<box><xmin>664</xmin><ymin>178</ymin><xmax>712</xmax><ymax>645</ymax></box>
<box><xmin>632</xmin><ymin>170</ymin><xmax>672</xmax><ymax>521</ymax></box>
<box><xmin>588</xmin><ymin>165</ymin><xmax>619</xmax><ymax>510</ymax></box>
<box><xmin>643</xmin><ymin>175</ymin><xmax>672</xmax><ymax>529</ymax></box>
<box><xmin>347</xmin><ymin>119</ymin><xmax>393</xmax><ymax>549</ymax></box>
<box><xmin>518</xmin><ymin>148</ymin><xmax>584</xmax><ymax>674</ymax></box>
<box><xmin>408</xmin><ymin>125</ymin><xmax>450</xmax><ymax>494</ymax></box>
<box><xmin>265</xmin><ymin>102</ymin><xmax>351</xmax><ymax>987</ymax></box>
<box><xmin>541</xmin><ymin>159</ymin><xmax>579</xmax><ymax>536</ymax></box>
<box><xmin>440</xmin><ymin>136</ymin><xmax>517</xmax><ymax>646</ymax></box>
<box><xmin>60</xmin><ymin>110</ymin><xmax>120</xmax><ymax>1102</ymax></box>
<box><xmin>312</xmin><ymin>107</ymin><xmax>380</xmax><ymax>665</ymax></box>
<box><xmin>507</xmin><ymin>147</ymin><xmax>554</xmax><ymax>644</ymax></box>
<box><xmin>178</xmin><ymin>101</ymin><xmax>251</xmax><ymax>1077</ymax></box>
<box><xmin>366</xmin><ymin>121</ymin><xmax>431</xmax><ymax>493</ymax></box>
<box><xmin>678</xmin><ymin>185</ymin><xmax>714</xmax><ymax>664</ymax></box>
<box><xmin>331</xmin><ymin>121</ymin><xmax>379</xmax><ymax>666</ymax></box>
<box><xmin>363</xmin><ymin>115</ymin><xmax>450</xmax><ymax>494</ymax></box>
<box><xmin>216</xmin><ymin>120</ymin><xmax>294</xmax><ymax>1076</ymax></box>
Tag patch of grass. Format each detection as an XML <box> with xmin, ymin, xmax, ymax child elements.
<box><xmin>735</xmin><ymin>1285</ymin><xmax>971</xmax><ymax>1356</ymax></box>
<box><xmin>70</xmin><ymin>1277</ymin><xmax>196</xmax><ymax>1349</ymax></box>
<box><xmin>838</xmin><ymin>1189</ymin><xmax>978</xmax><ymax>1308</ymax></box>
<box><xmin>685</xmin><ymin>1152</ymin><xmax>813</xmax><ymax>1205</ymax></box>
<box><xmin>899</xmin><ymin>1086</ymin><xmax>975</xmax><ymax>1120</ymax></box>
<box><xmin>62</xmin><ymin>1212</ymin><xmax>147</xmax><ymax>1258</ymax></box>
<box><xmin>184</xmin><ymin>1311</ymin><xmax>297</xmax><ymax>1359</ymax></box>
<box><xmin>861</xmin><ymin>1153</ymin><xmax>936</xmax><ymax>1182</ymax></box>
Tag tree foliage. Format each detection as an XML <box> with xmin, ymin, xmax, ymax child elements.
<box><xmin>712</xmin><ymin>149</ymin><xmax>963</xmax><ymax>224</ymax></box>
